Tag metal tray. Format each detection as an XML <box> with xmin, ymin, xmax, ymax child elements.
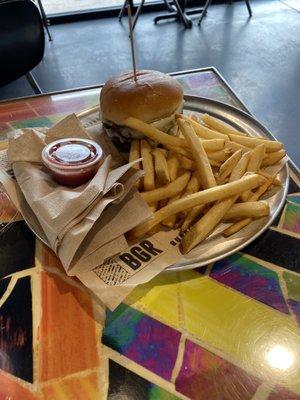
<box><xmin>28</xmin><ymin>95</ymin><xmax>289</xmax><ymax>272</ymax></box>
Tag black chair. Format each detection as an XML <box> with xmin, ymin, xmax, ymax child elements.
<box><xmin>0</xmin><ymin>0</ymin><xmax>45</xmax><ymax>94</ymax></box>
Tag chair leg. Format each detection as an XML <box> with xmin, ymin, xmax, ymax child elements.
<box><xmin>36</xmin><ymin>0</ymin><xmax>52</xmax><ymax>41</ymax></box>
<box><xmin>118</xmin><ymin>0</ymin><xmax>128</xmax><ymax>21</ymax></box>
<box><xmin>198</xmin><ymin>0</ymin><xmax>212</xmax><ymax>25</ymax></box>
<box><xmin>244</xmin><ymin>0</ymin><xmax>252</xmax><ymax>16</ymax></box>
<box><xmin>26</xmin><ymin>72</ymin><xmax>42</xmax><ymax>94</ymax></box>
<box><xmin>43</xmin><ymin>22</ymin><xmax>52</xmax><ymax>42</ymax></box>
<box><xmin>173</xmin><ymin>0</ymin><xmax>192</xmax><ymax>28</ymax></box>
<box><xmin>132</xmin><ymin>0</ymin><xmax>145</xmax><ymax>29</ymax></box>
<box><xmin>163</xmin><ymin>0</ymin><xmax>175</xmax><ymax>12</ymax></box>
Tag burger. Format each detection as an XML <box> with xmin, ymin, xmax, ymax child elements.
<box><xmin>100</xmin><ymin>70</ymin><xmax>184</xmax><ymax>151</ymax></box>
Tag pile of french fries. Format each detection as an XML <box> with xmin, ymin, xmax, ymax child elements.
<box><xmin>125</xmin><ymin>112</ymin><xmax>286</xmax><ymax>254</ymax></box>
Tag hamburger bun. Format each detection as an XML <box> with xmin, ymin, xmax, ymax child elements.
<box><xmin>100</xmin><ymin>70</ymin><xmax>183</xmax><ymax>126</ymax></box>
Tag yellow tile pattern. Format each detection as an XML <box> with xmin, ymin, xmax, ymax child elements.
<box><xmin>41</xmin><ymin>372</ymin><xmax>100</xmax><ymax>400</ymax></box>
<box><xmin>128</xmin><ymin>271</ymin><xmax>300</xmax><ymax>393</ymax></box>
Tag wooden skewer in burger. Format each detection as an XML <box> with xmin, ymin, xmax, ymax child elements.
<box><xmin>127</xmin><ymin>2</ymin><xmax>137</xmax><ymax>83</ymax></box>
<box><xmin>100</xmin><ymin>5</ymin><xmax>184</xmax><ymax>152</ymax></box>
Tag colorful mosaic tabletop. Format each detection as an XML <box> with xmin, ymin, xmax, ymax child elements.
<box><xmin>0</xmin><ymin>68</ymin><xmax>300</xmax><ymax>400</ymax></box>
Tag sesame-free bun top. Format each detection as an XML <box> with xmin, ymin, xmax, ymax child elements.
<box><xmin>100</xmin><ymin>70</ymin><xmax>183</xmax><ymax>126</ymax></box>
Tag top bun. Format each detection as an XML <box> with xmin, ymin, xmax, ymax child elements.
<box><xmin>100</xmin><ymin>70</ymin><xmax>183</xmax><ymax>126</ymax></box>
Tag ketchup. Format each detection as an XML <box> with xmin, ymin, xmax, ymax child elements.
<box><xmin>42</xmin><ymin>138</ymin><xmax>103</xmax><ymax>187</ymax></box>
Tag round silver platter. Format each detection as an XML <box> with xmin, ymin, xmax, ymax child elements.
<box><xmin>166</xmin><ymin>96</ymin><xmax>288</xmax><ymax>271</ymax></box>
<box><xmin>32</xmin><ymin>95</ymin><xmax>289</xmax><ymax>273</ymax></box>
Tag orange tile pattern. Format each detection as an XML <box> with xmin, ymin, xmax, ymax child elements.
<box><xmin>38</xmin><ymin>272</ymin><xmax>99</xmax><ymax>381</ymax></box>
<box><xmin>41</xmin><ymin>371</ymin><xmax>100</xmax><ymax>400</ymax></box>
<box><xmin>0</xmin><ymin>371</ymin><xmax>38</xmax><ymax>400</ymax></box>
<box><xmin>0</xmin><ymin>183</ymin><xmax>22</xmax><ymax>223</ymax></box>
<box><xmin>41</xmin><ymin>244</ymin><xmax>66</xmax><ymax>273</ymax></box>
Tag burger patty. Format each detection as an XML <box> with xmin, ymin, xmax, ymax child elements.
<box><xmin>102</xmin><ymin>115</ymin><xmax>180</xmax><ymax>152</ymax></box>
<box><xmin>102</xmin><ymin>122</ymin><xmax>139</xmax><ymax>152</ymax></box>
<box><xmin>103</xmin><ymin>121</ymin><xmax>144</xmax><ymax>140</ymax></box>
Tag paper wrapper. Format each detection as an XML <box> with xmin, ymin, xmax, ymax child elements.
<box><xmin>77</xmin><ymin>229</ymin><xmax>183</xmax><ymax>310</ymax></box>
<box><xmin>2</xmin><ymin>114</ymin><xmax>152</xmax><ymax>276</ymax></box>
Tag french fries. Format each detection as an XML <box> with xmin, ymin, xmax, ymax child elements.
<box><xmin>207</xmin><ymin>149</ymin><xmax>231</xmax><ymax>162</ymax></box>
<box><xmin>140</xmin><ymin>172</ymin><xmax>191</xmax><ymax>204</ymax></box>
<box><xmin>168</xmin><ymin>139</ymin><xmax>225</xmax><ymax>154</ymax></box>
<box><xmin>223</xmin><ymin>201</ymin><xmax>270</xmax><ymax>221</ymax></box>
<box><xmin>258</xmin><ymin>170</ymin><xmax>281</xmax><ymax>186</ymax></box>
<box><xmin>177</xmin><ymin>114</ymin><xmax>228</xmax><ymax>140</ymax></box>
<box><xmin>225</xmin><ymin>140</ymin><xmax>249</xmax><ymax>153</ymax></box>
<box><xmin>129</xmin><ymin>139</ymin><xmax>142</xmax><ymax>189</ymax></box>
<box><xmin>241</xmin><ymin>144</ymin><xmax>265</xmax><ymax>201</ymax></box>
<box><xmin>166</xmin><ymin>145</ymin><xmax>191</xmax><ymax>158</ymax></box>
<box><xmin>156</xmin><ymin>148</ymin><xmax>168</xmax><ymax>157</ymax></box>
<box><xmin>124</xmin><ymin>117</ymin><xmax>188</xmax><ymax>148</ymax></box>
<box><xmin>184</xmin><ymin>172</ymin><xmax>201</xmax><ymax>196</ymax></box>
<box><xmin>167</xmin><ymin>152</ymin><xmax>180</xmax><ymax>181</ymax></box>
<box><xmin>201</xmin><ymin>113</ymin><xmax>247</xmax><ymax>137</ymax></box>
<box><xmin>222</xmin><ymin>178</ymin><xmax>274</xmax><ymax>237</ymax></box>
<box><xmin>152</xmin><ymin>148</ymin><xmax>170</xmax><ymax>185</ymax></box>
<box><xmin>189</xmin><ymin>113</ymin><xmax>200</xmax><ymax>122</ymax></box>
<box><xmin>128</xmin><ymin>174</ymin><xmax>262</xmax><ymax>240</ymax></box>
<box><xmin>149</xmin><ymin>202</ymin><xmax>158</xmax><ymax>213</ymax></box>
<box><xmin>230</xmin><ymin>151</ymin><xmax>251</xmax><ymax>181</ymax></box>
<box><xmin>228</xmin><ymin>133</ymin><xmax>283</xmax><ymax>153</ymax></box>
<box><xmin>180</xmin><ymin>205</ymin><xmax>205</xmax><ymax>232</ymax></box>
<box><xmin>177</xmin><ymin>172</ymin><xmax>201</xmax><ymax>223</ymax></box>
<box><xmin>180</xmin><ymin>155</ymin><xmax>196</xmax><ymax>171</ymax></box>
<box><xmin>162</xmin><ymin>194</ymin><xmax>181</xmax><ymax>228</ymax></box>
<box><xmin>140</xmin><ymin>139</ymin><xmax>155</xmax><ymax>191</ymax></box>
<box><xmin>217</xmin><ymin>150</ymin><xmax>243</xmax><ymax>183</ymax></box>
<box><xmin>180</xmin><ymin>155</ymin><xmax>220</xmax><ymax>170</ymax></box>
<box><xmin>177</xmin><ymin>123</ymin><xmax>225</xmax><ymax>232</ymax></box>
<box><xmin>202</xmin><ymin>139</ymin><xmax>226</xmax><ymax>152</ymax></box>
<box><xmin>209</xmin><ymin>159</ymin><xmax>222</xmax><ymax>167</ymax></box>
<box><xmin>247</xmin><ymin>143</ymin><xmax>266</xmax><ymax>172</ymax></box>
<box><xmin>129</xmin><ymin>140</ymin><xmax>141</xmax><ymax>169</ymax></box>
<box><xmin>222</xmin><ymin>218</ymin><xmax>252</xmax><ymax>237</ymax></box>
<box><xmin>249</xmin><ymin>179</ymin><xmax>274</xmax><ymax>202</ymax></box>
<box><xmin>162</xmin><ymin>163</ymin><xmax>197</xmax><ymax>227</ymax></box>
<box><xmin>261</xmin><ymin>149</ymin><xmax>286</xmax><ymax>166</ymax></box>
<box><xmin>181</xmin><ymin>196</ymin><xmax>238</xmax><ymax>253</ymax></box>
<box><xmin>127</xmin><ymin>111</ymin><xmax>285</xmax><ymax>252</ymax></box>
<box><xmin>177</xmin><ymin>119</ymin><xmax>216</xmax><ymax>189</ymax></box>
<box><xmin>180</xmin><ymin>149</ymin><xmax>253</xmax><ymax>251</ymax></box>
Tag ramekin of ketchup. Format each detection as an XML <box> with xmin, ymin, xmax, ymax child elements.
<box><xmin>42</xmin><ymin>138</ymin><xmax>103</xmax><ymax>187</ymax></box>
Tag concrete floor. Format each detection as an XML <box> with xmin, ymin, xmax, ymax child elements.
<box><xmin>1</xmin><ymin>0</ymin><xmax>299</xmax><ymax>165</ymax></box>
